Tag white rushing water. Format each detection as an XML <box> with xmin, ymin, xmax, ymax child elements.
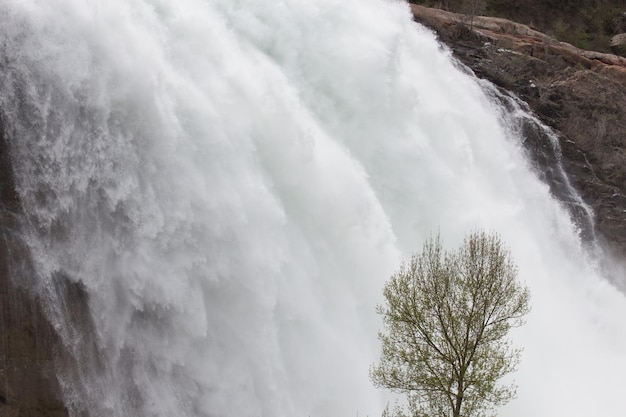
<box><xmin>0</xmin><ymin>0</ymin><xmax>625</xmax><ymax>416</ymax></box>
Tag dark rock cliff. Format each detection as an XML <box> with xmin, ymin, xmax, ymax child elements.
<box><xmin>0</xmin><ymin>117</ymin><xmax>69</xmax><ymax>417</ymax></box>
<box><xmin>411</xmin><ymin>4</ymin><xmax>626</xmax><ymax>265</ymax></box>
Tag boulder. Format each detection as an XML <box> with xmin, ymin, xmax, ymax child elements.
<box><xmin>611</xmin><ymin>33</ymin><xmax>626</xmax><ymax>48</ymax></box>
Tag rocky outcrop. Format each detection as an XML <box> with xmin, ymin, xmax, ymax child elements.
<box><xmin>0</xmin><ymin>118</ymin><xmax>69</xmax><ymax>417</ymax></box>
<box><xmin>411</xmin><ymin>4</ymin><xmax>626</xmax><ymax>261</ymax></box>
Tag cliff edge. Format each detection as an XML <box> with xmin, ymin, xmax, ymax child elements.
<box><xmin>411</xmin><ymin>4</ymin><xmax>626</xmax><ymax>263</ymax></box>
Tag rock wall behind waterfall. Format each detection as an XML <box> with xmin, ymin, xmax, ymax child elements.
<box><xmin>0</xmin><ymin>116</ymin><xmax>68</xmax><ymax>417</ymax></box>
<box><xmin>411</xmin><ymin>5</ymin><xmax>626</xmax><ymax>265</ymax></box>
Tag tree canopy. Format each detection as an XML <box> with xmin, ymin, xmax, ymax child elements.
<box><xmin>371</xmin><ymin>231</ymin><xmax>530</xmax><ymax>417</ymax></box>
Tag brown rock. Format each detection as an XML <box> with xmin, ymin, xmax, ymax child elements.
<box><xmin>411</xmin><ymin>4</ymin><xmax>626</xmax><ymax>261</ymax></box>
<box><xmin>0</xmin><ymin>116</ymin><xmax>69</xmax><ymax>417</ymax></box>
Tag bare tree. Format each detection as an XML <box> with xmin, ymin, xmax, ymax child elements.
<box><xmin>371</xmin><ymin>231</ymin><xmax>530</xmax><ymax>417</ymax></box>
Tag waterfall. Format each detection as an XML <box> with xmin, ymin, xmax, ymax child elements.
<box><xmin>0</xmin><ymin>0</ymin><xmax>625</xmax><ymax>416</ymax></box>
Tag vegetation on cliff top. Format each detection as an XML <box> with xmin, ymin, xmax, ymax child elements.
<box><xmin>409</xmin><ymin>0</ymin><xmax>626</xmax><ymax>55</ymax></box>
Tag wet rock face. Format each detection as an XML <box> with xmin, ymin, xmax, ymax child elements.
<box><xmin>0</xmin><ymin>118</ymin><xmax>69</xmax><ymax>417</ymax></box>
<box><xmin>411</xmin><ymin>5</ymin><xmax>626</xmax><ymax>261</ymax></box>
<box><xmin>548</xmin><ymin>71</ymin><xmax>626</xmax><ymax>259</ymax></box>
<box><xmin>0</xmin><ymin>237</ymin><xmax>69</xmax><ymax>417</ymax></box>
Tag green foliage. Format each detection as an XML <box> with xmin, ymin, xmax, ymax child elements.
<box><xmin>409</xmin><ymin>0</ymin><xmax>486</xmax><ymax>15</ymax></box>
<box><xmin>409</xmin><ymin>0</ymin><xmax>626</xmax><ymax>56</ymax></box>
<box><xmin>370</xmin><ymin>231</ymin><xmax>530</xmax><ymax>417</ymax></box>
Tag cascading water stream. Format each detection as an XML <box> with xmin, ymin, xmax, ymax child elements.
<box><xmin>0</xmin><ymin>1</ymin><xmax>625</xmax><ymax>416</ymax></box>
